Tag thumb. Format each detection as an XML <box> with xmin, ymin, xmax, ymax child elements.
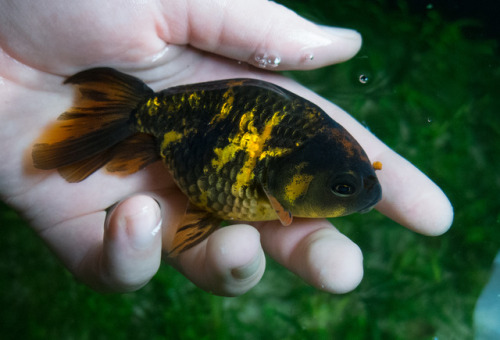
<box><xmin>158</xmin><ymin>0</ymin><xmax>362</xmax><ymax>70</ymax></box>
<box><xmin>83</xmin><ymin>195</ymin><xmax>163</xmax><ymax>292</ymax></box>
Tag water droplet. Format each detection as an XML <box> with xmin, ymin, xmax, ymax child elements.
<box><xmin>237</xmin><ymin>60</ymin><xmax>243</xmax><ymax>65</ymax></box>
<box><xmin>427</xmin><ymin>117</ymin><xmax>432</xmax><ymax>123</ymax></box>
<box><xmin>359</xmin><ymin>74</ymin><xmax>369</xmax><ymax>84</ymax></box>
<box><xmin>254</xmin><ymin>52</ymin><xmax>281</xmax><ymax>69</ymax></box>
<box><xmin>426</xmin><ymin>3</ymin><xmax>434</xmax><ymax>10</ymax></box>
<box><xmin>270</xmin><ymin>56</ymin><xmax>281</xmax><ymax>67</ymax></box>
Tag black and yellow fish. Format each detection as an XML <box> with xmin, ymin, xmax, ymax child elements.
<box><xmin>32</xmin><ymin>68</ymin><xmax>382</xmax><ymax>256</ymax></box>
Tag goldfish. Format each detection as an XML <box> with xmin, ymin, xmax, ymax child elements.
<box><xmin>32</xmin><ymin>68</ymin><xmax>382</xmax><ymax>256</ymax></box>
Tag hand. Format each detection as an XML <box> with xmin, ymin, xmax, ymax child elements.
<box><xmin>0</xmin><ymin>0</ymin><xmax>452</xmax><ymax>296</ymax></box>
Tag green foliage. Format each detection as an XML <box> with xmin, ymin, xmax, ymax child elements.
<box><xmin>1</xmin><ymin>1</ymin><xmax>498</xmax><ymax>339</ymax></box>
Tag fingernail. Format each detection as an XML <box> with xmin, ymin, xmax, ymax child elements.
<box><xmin>104</xmin><ymin>201</ymin><xmax>120</xmax><ymax>231</ymax></box>
<box><xmin>126</xmin><ymin>205</ymin><xmax>162</xmax><ymax>250</ymax></box>
<box><xmin>231</xmin><ymin>251</ymin><xmax>263</xmax><ymax>280</ymax></box>
<box><xmin>320</xmin><ymin>25</ymin><xmax>362</xmax><ymax>41</ymax></box>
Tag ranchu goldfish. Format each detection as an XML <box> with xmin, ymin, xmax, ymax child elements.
<box><xmin>32</xmin><ymin>68</ymin><xmax>382</xmax><ymax>255</ymax></box>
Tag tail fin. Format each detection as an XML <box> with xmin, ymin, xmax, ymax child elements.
<box><xmin>32</xmin><ymin>67</ymin><xmax>157</xmax><ymax>182</ymax></box>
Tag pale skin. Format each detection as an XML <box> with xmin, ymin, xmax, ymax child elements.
<box><xmin>0</xmin><ymin>0</ymin><xmax>453</xmax><ymax>296</ymax></box>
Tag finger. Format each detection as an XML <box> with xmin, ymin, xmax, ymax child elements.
<box><xmin>266</xmin><ymin>79</ymin><xmax>454</xmax><ymax>235</ymax></box>
<box><xmin>165</xmin><ymin>224</ymin><xmax>265</xmax><ymax>297</ymax></box>
<box><xmin>41</xmin><ymin>195</ymin><xmax>162</xmax><ymax>292</ymax></box>
<box><xmin>373</xmin><ymin>151</ymin><xmax>454</xmax><ymax>235</ymax></box>
<box><xmin>326</xmin><ymin>107</ymin><xmax>453</xmax><ymax>235</ymax></box>
<box><xmin>98</xmin><ymin>195</ymin><xmax>163</xmax><ymax>291</ymax></box>
<box><xmin>311</xmin><ymin>97</ymin><xmax>454</xmax><ymax>235</ymax></box>
<box><xmin>158</xmin><ymin>0</ymin><xmax>362</xmax><ymax>70</ymax></box>
<box><xmin>257</xmin><ymin>219</ymin><xmax>363</xmax><ymax>294</ymax></box>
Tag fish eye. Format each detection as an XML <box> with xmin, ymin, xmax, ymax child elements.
<box><xmin>330</xmin><ymin>173</ymin><xmax>359</xmax><ymax>197</ymax></box>
<box><xmin>332</xmin><ymin>183</ymin><xmax>355</xmax><ymax>197</ymax></box>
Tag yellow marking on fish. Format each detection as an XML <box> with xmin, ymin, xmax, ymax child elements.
<box><xmin>210</xmin><ymin>88</ymin><xmax>235</xmax><ymax>125</ymax></box>
<box><xmin>210</xmin><ymin>109</ymin><xmax>254</xmax><ymax>171</ymax></box>
<box><xmin>238</xmin><ymin>110</ymin><xmax>253</xmax><ymax>131</ymax></box>
<box><xmin>188</xmin><ymin>92</ymin><xmax>202</xmax><ymax>107</ymax></box>
<box><xmin>146</xmin><ymin>97</ymin><xmax>160</xmax><ymax>107</ymax></box>
<box><xmin>161</xmin><ymin>131</ymin><xmax>185</xmax><ymax>149</ymax></box>
<box><xmin>161</xmin><ymin>127</ymin><xmax>198</xmax><ymax>150</ymax></box>
<box><xmin>234</xmin><ymin>111</ymin><xmax>285</xmax><ymax>193</ymax></box>
<box><xmin>301</xmin><ymin>206</ymin><xmax>347</xmax><ymax>218</ymax></box>
<box><xmin>284</xmin><ymin>173</ymin><xmax>313</xmax><ymax>204</ymax></box>
<box><xmin>197</xmin><ymin>190</ymin><xmax>209</xmax><ymax>207</ymax></box>
<box><xmin>211</xmin><ymin>110</ymin><xmax>285</xmax><ymax>196</ymax></box>
<box><xmin>144</xmin><ymin>97</ymin><xmax>162</xmax><ymax>116</ymax></box>
<box><xmin>212</xmin><ymin>144</ymin><xmax>238</xmax><ymax>172</ymax></box>
<box><xmin>283</xmin><ymin>162</ymin><xmax>313</xmax><ymax>204</ymax></box>
<box><xmin>259</xmin><ymin>147</ymin><xmax>290</xmax><ymax>160</ymax></box>
<box><xmin>303</xmin><ymin>106</ymin><xmax>321</xmax><ymax>121</ymax></box>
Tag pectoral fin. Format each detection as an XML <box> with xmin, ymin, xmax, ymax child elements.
<box><xmin>167</xmin><ymin>205</ymin><xmax>222</xmax><ymax>257</ymax></box>
<box><xmin>262</xmin><ymin>187</ymin><xmax>293</xmax><ymax>226</ymax></box>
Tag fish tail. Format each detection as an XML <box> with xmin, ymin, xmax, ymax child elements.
<box><xmin>32</xmin><ymin>67</ymin><xmax>157</xmax><ymax>182</ymax></box>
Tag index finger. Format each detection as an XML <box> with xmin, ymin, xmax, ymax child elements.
<box><xmin>291</xmin><ymin>84</ymin><xmax>454</xmax><ymax>235</ymax></box>
<box><xmin>157</xmin><ymin>0</ymin><xmax>362</xmax><ymax>70</ymax></box>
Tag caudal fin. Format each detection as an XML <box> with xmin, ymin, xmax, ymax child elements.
<box><xmin>32</xmin><ymin>68</ymin><xmax>156</xmax><ymax>182</ymax></box>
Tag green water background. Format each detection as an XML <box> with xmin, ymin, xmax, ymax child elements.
<box><xmin>1</xmin><ymin>0</ymin><xmax>499</xmax><ymax>339</ymax></box>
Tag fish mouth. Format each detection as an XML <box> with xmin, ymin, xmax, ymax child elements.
<box><xmin>359</xmin><ymin>206</ymin><xmax>374</xmax><ymax>214</ymax></box>
<box><xmin>358</xmin><ymin>182</ymin><xmax>382</xmax><ymax>214</ymax></box>
<box><xmin>358</xmin><ymin>197</ymin><xmax>380</xmax><ymax>214</ymax></box>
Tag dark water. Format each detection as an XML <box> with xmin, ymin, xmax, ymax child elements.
<box><xmin>389</xmin><ymin>0</ymin><xmax>500</xmax><ymax>39</ymax></box>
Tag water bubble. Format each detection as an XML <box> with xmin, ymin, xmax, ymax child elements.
<box><xmin>359</xmin><ymin>74</ymin><xmax>369</xmax><ymax>84</ymax></box>
<box><xmin>254</xmin><ymin>52</ymin><xmax>281</xmax><ymax>68</ymax></box>
<box><xmin>426</xmin><ymin>3</ymin><xmax>434</xmax><ymax>10</ymax></box>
